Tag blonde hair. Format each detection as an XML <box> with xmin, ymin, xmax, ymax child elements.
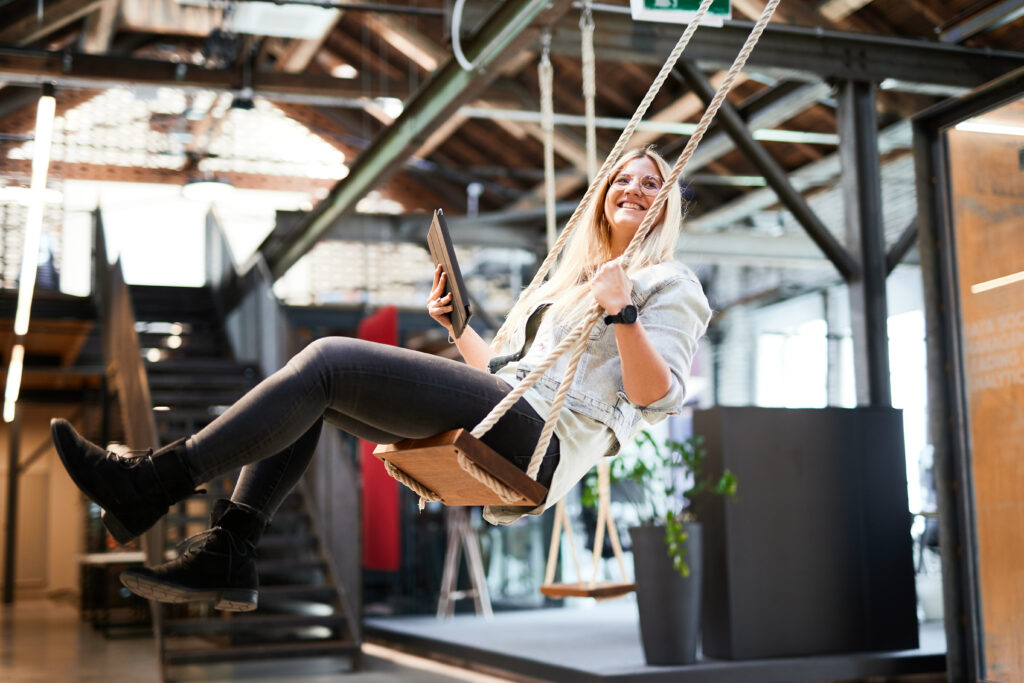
<box><xmin>497</xmin><ymin>147</ymin><xmax>684</xmax><ymax>349</ymax></box>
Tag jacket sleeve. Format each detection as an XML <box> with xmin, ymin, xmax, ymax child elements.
<box><xmin>622</xmin><ymin>274</ymin><xmax>712</xmax><ymax>423</ymax></box>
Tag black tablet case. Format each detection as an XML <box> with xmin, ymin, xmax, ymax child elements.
<box><xmin>427</xmin><ymin>209</ymin><xmax>473</xmax><ymax>338</ymax></box>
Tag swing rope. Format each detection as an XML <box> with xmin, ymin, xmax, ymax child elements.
<box><xmin>389</xmin><ymin>0</ymin><xmax>781</xmax><ymax>508</ymax></box>
<box><xmin>474</xmin><ymin>0</ymin><xmax>782</xmax><ymax>483</ymax></box>
<box><xmin>489</xmin><ymin>0</ymin><xmax>719</xmax><ymax>354</ymax></box>
<box><xmin>580</xmin><ymin>1</ymin><xmax>598</xmax><ymax>183</ymax></box>
<box><xmin>539</xmin><ymin>30</ymin><xmax>558</xmax><ymax>252</ymax></box>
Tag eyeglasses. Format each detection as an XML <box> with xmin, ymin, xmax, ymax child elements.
<box><xmin>610</xmin><ymin>173</ymin><xmax>663</xmax><ymax>195</ymax></box>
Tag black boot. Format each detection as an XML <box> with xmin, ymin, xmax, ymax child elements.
<box><xmin>50</xmin><ymin>418</ymin><xmax>200</xmax><ymax>544</ymax></box>
<box><xmin>120</xmin><ymin>499</ymin><xmax>267</xmax><ymax>612</ymax></box>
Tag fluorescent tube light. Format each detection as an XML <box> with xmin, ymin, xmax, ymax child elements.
<box><xmin>971</xmin><ymin>270</ymin><xmax>1024</xmax><ymax>294</ymax></box>
<box><xmin>14</xmin><ymin>91</ymin><xmax>56</xmax><ymax>337</ymax></box>
<box><xmin>3</xmin><ymin>344</ymin><xmax>26</xmax><ymax>423</ymax></box>
<box><xmin>954</xmin><ymin>120</ymin><xmax>1024</xmax><ymax>137</ymax></box>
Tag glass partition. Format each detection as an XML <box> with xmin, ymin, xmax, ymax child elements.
<box><xmin>945</xmin><ymin>91</ymin><xmax>1024</xmax><ymax>683</ymax></box>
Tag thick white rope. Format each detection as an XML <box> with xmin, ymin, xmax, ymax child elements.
<box><xmin>490</xmin><ymin>0</ymin><xmax>718</xmax><ymax>352</ymax></box>
<box><xmin>539</xmin><ymin>31</ymin><xmax>557</xmax><ymax>251</ymax></box>
<box><xmin>580</xmin><ymin>3</ymin><xmax>598</xmax><ymax>182</ymax></box>
<box><xmin>476</xmin><ymin>0</ymin><xmax>783</xmax><ymax>481</ymax></box>
<box><xmin>384</xmin><ymin>460</ymin><xmax>441</xmax><ymax>509</ymax></box>
<box><xmin>456</xmin><ymin>452</ymin><xmax>521</xmax><ymax>504</ymax></box>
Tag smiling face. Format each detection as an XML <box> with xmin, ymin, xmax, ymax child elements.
<box><xmin>602</xmin><ymin>155</ymin><xmax>665</xmax><ymax>255</ymax></box>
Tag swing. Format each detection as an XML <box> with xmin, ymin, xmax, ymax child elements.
<box><xmin>374</xmin><ymin>0</ymin><xmax>781</xmax><ymax>510</ymax></box>
<box><xmin>540</xmin><ymin>459</ymin><xmax>635</xmax><ymax>599</ymax></box>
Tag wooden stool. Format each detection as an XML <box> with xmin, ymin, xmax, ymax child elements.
<box><xmin>436</xmin><ymin>507</ymin><xmax>493</xmax><ymax>619</ymax></box>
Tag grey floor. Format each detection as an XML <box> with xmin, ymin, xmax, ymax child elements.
<box><xmin>366</xmin><ymin>599</ymin><xmax>948</xmax><ymax>683</ymax></box>
<box><xmin>0</xmin><ymin>598</ymin><xmax>510</xmax><ymax>682</ymax></box>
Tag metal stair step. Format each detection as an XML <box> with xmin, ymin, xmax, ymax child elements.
<box><xmin>256</xmin><ymin>557</ymin><xmax>326</xmax><ymax>573</ymax></box>
<box><xmin>257</xmin><ymin>585</ymin><xmax>337</xmax><ymax>601</ymax></box>
<box><xmin>258</xmin><ymin>533</ymin><xmax>317</xmax><ymax>551</ymax></box>
<box><xmin>149</xmin><ymin>390</ymin><xmax>248</xmax><ymax>406</ymax></box>
<box><xmin>163</xmin><ymin>613</ymin><xmax>346</xmax><ymax>636</ymax></box>
<box><xmin>163</xmin><ymin>639</ymin><xmax>357</xmax><ymax>665</ymax></box>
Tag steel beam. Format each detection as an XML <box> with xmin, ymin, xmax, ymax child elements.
<box><xmin>547</xmin><ymin>15</ymin><xmax>1024</xmax><ymax>89</ymax></box>
<box><xmin>689</xmin><ymin>120</ymin><xmax>911</xmax><ymax>232</ymax></box>
<box><xmin>838</xmin><ymin>79</ymin><xmax>890</xmax><ymax>408</ymax></box>
<box><xmin>886</xmin><ymin>217</ymin><xmax>919</xmax><ymax>276</ymax></box>
<box><xmin>0</xmin><ymin>48</ymin><xmax>407</xmax><ymax>106</ymax></box>
<box><xmin>939</xmin><ymin>0</ymin><xmax>1024</xmax><ymax>44</ymax></box>
<box><xmin>276</xmin><ymin>210</ymin><xmax>551</xmax><ymax>252</ymax></box>
<box><xmin>670</xmin><ymin>80</ymin><xmax>834</xmax><ymax>175</ymax></box>
<box><xmin>678</xmin><ymin>61</ymin><xmax>860</xmax><ymax>281</ymax></box>
<box><xmin>259</xmin><ymin>0</ymin><xmax>574</xmax><ymax>280</ymax></box>
<box><xmin>3</xmin><ymin>406</ymin><xmax>21</xmax><ymax>604</ymax></box>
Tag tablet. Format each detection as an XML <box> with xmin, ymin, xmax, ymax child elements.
<box><xmin>427</xmin><ymin>209</ymin><xmax>473</xmax><ymax>339</ymax></box>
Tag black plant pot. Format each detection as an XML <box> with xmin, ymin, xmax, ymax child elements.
<box><xmin>630</xmin><ymin>522</ymin><xmax>702</xmax><ymax>665</ymax></box>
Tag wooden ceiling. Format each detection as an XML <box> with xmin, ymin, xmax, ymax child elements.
<box><xmin>1</xmin><ymin>0</ymin><xmax>1023</xmax><ymax>237</ymax></box>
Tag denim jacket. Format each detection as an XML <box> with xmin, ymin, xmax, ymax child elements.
<box><xmin>507</xmin><ymin>260</ymin><xmax>712</xmax><ymax>455</ymax></box>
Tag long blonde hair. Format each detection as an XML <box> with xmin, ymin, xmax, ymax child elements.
<box><xmin>496</xmin><ymin>147</ymin><xmax>684</xmax><ymax>350</ymax></box>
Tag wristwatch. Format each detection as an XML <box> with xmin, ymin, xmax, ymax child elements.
<box><xmin>604</xmin><ymin>304</ymin><xmax>638</xmax><ymax>325</ymax></box>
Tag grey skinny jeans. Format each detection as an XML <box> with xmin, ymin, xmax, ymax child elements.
<box><xmin>185</xmin><ymin>337</ymin><xmax>560</xmax><ymax>520</ymax></box>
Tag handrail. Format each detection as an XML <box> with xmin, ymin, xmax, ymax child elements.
<box><xmin>205</xmin><ymin>209</ymin><xmax>363</xmax><ymax>650</ymax></box>
<box><xmin>90</xmin><ymin>210</ymin><xmax>165</xmax><ymax>647</ymax></box>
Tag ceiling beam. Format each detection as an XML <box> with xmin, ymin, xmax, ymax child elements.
<box><xmin>678</xmin><ymin>61</ymin><xmax>858</xmax><ymax>280</ymax></box>
<box><xmin>81</xmin><ymin>0</ymin><xmax>119</xmax><ymax>54</ymax></box>
<box><xmin>284</xmin><ymin>211</ymin><xmax>545</xmax><ymax>251</ymax></box>
<box><xmin>817</xmin><ymin>0</ymin><xmax>877</xmax><ymax>23</ymax></box>
<box><xmin>0</xmin><ymin>0</ymin><xmax>106</xmax><ymax>46</ymax></box>
<box><xmin>548</xmin><ymin>15</ymin><xmax>1024</xmax><ymax>89</ymax></box>
<box><xmin>270</xmin><ymin>10</ymin><xmax>343</xmax><ymax>73</ymax></box>
<box><xmin>2</xmin><ymin>159</ymin><xmax>338</xmax><ymax>193</ymax></box>
<box><xmin>258</xmin><ymin>0</ymin><xmax>576</xmax><ymax>280</ymax></box>
<box><xmin>688</xmin><ymin>121</ymin><xmax>911</xmax><ymax>232</ymax></box>
<box><xmin>938</xmin><ymin>0</ymin><xmax>1024</xmax><ymax>44</ymax></box>
<box><xmin>0</xmin><ymin>48</ymin><xmax>409</xmax><ymax>106</ymax></box>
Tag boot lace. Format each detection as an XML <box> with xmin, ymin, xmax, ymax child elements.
<box><xmin>174</xmin><ymin>527</ymin><xmax>254</xmax><ymax>561</ymax></box>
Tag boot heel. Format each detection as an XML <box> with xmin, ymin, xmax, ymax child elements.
<box><xmin>215</xmin><ymin>589</ymin><xmax>258</xmax><ymax>612</ymax></box>
<box><xmin>101</xmin><ymin>510</ymin><xmax>135</xmax><ymax>545</ymax></box>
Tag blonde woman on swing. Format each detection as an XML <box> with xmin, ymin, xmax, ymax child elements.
<box><xmin>51</xmin><ymin>146</ymin><xmax>711</xmax><ymax>612</ymax></box>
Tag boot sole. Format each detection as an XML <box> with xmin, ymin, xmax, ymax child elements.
<box><xmin>121</xmin><ymin>571</ymin><xmax>258</xmax><ymax>612</ymax></box>
<box><xmin>51</xmin><ymin>420</ymin><xmax>139</xmax><ymax>546</ymax></box>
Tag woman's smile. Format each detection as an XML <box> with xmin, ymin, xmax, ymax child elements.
<box><xmin>604</xmin><ymin>156</ymin><xmax>664</xmax><ymax>255</ymax></box>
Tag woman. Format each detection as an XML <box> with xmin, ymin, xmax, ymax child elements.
<box><xmin>51</xmin><ymin>147</ymin><xmax>712</xmax><ymax>612</ymax></box>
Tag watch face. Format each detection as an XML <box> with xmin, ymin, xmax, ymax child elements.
<box><xmin>622</xmin><ymin>305</ymin><xmax>638</xmax><ymax>323</ymax></box>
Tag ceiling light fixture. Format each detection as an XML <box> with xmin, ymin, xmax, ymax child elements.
<box><xmin>14</xmin><ymin>84</ymin><xmax>56</xmax><ymax>337</ymax></box>
<box><xmin>3</xmin><ymin>344</ymin><xmax>25</xmax><ymax>423</ymax></box>
<box><xmin>182</xmin><ymin>174</ymin><xmax>235</xmax><ymax>202</ymax></box>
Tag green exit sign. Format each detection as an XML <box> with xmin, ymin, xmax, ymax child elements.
<box><xmin>631</xmin><ymin>0</ymin><xmax>732</xmax><ymax>26</ymax></box>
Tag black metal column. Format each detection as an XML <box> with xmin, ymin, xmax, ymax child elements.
<box><xmin>3</xmin><ymin>405</ymin><xmax>21</xmax><ymax>604</ymax></box>
<box><xmin>838</xmin><ymin>80</ymin><xmax>891</xmax><ymax>408</ymax></box>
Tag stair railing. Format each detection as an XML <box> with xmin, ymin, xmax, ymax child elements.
<box><xmin>90</xmin><ymin>210</ymin><xmax>167</xmax><ymax>653</ymax></box>
<box><xmin>204</xmin><ymin>210</ymin><xmax>362</xmax><ymax>649</ymax></box>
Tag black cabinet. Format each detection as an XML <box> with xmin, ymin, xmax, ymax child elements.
<box><xmin>694</xmin><ymin>406</ymin><xmax>919</xmax><ymax>659</ymax></box>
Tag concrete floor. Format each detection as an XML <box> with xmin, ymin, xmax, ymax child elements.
<box><xmin>0</xmin><ymin>598</ymin><xmax>511</xmax><ymax>683</ymax></box>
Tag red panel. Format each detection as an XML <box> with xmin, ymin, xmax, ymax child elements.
<box><xmin>357</xmin><ymin>306</ymin><xmax>401</xmax><ymax>572</ymax></box>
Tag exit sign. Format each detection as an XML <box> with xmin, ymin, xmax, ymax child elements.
<box><xmin>630</xmin><ymin>0</ymin><xmax>732</xmax><ymax>26</ymax></box>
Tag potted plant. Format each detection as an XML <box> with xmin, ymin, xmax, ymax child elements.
<box><xmin>583</xmin><ymin>430</ymin><xmax>737</xmax><ymax>665</ymax></box>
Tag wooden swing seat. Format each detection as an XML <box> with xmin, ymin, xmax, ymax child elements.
<box><xmin>540</xmin><ymin>581</ymin><xmax>636</xmax><ymax>600</ymax></box>
<box><xmin>373</xmin><ymin>429</ymin><xmax>548</xmax><ymax>506</ymax></box>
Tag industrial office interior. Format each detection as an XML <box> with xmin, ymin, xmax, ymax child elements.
<box><xmin>0</xmin><ymin>0</ymin><xmax>1022</xmax><ymax>681</ymax></box>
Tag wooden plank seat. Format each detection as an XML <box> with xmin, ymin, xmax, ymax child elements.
<box><xmin>540</xmin><ymin>581</ymin><xmax>636</xmax><ymax>600</ymax></box>
<box><xmin>373</xmin><ymin>429</ymin><xmax>548</xmax><ymax>507</ymax></box>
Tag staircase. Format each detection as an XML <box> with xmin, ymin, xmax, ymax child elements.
<box><xmin>128</xmin><ymin>285</ymin><xmax>359</xmax><ymax>676</ymax></box>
